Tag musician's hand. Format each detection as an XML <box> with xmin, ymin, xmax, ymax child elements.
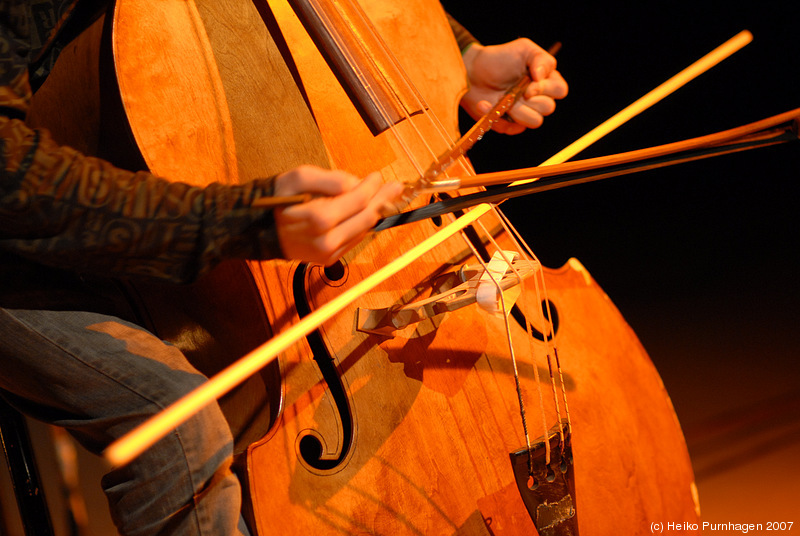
<box><xmin>273</xmin><ymin>166</ymin><xmax>403</xmax><ymax>265</ymax></box>
<box><xmin>460</xmin><ymin>38</ymin><xmax>568</xmax><ymax>135</ymax></box>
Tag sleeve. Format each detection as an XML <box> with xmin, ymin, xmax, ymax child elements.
<box><xmin>0</xmin><ymin>2</ymin><xmax>287</xmax><ymax>284</ymax></box>
<box><xmin>445</xmin><ymin>12</ymin><xmax>480</xmax><ymax>53</ymax></box>
<box><xmin>0</xmin><ymin>117</ymin><xmax>284</xmax><ymax>283</ymax></box>
<box><xmin>0</xmin><ymin>0</ymin><xmax>35</xmax><ymax>120</ymax></box>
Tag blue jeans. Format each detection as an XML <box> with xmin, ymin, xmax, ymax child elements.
<box><xmin>0</xmin><ymin>307</ymin><xmax>249</xmax><ymax>536</ymax></box>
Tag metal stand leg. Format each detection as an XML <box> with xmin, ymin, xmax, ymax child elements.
<box><xmin>0</xmin><ymin>398</ymin><xmax>54</xmax><ymax>536</ymax></box>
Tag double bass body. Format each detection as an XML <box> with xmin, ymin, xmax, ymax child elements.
<box><xmin>32</xmin><ymin>0</ymin><xmax>701</xmax><ymax>533</ymax></box>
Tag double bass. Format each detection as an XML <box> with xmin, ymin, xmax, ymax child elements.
<box><xmin>28</xmin><ymin>0</ymin><xmax>700</xmax><ymax>533</ymax></box>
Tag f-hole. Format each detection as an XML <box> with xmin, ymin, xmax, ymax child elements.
<box><xmin>292</xmin><ymin>263</ymin><xmax>354</xmax><ymax>471</ymax></box>
<box><xmin>511</xmin><ymin>299</ymin><xmax>559</xmax><ymax>342</ymax></box>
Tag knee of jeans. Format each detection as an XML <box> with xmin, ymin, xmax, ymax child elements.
<box><xmin>108</xmin><ymin>398</ymin><xmax>233</xmax><ymax>477</ymax></box>
<box><xmin>101</xmin><ymin>401</ymin><xmax>237</xmax><ymax>534</ymax></box>
<box><xmin>179</xmin><ymin>398</ymin><xmax>235</xmax><ymax>468</ymax></box>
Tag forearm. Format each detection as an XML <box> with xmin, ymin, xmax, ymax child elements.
<box><xmin>1</xmin><ymin>117</ymin><xmax>282</xmax><ymax>283</ymax></box>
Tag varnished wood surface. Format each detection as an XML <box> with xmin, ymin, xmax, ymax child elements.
<box><xmin>26</xmin><ymin>0</ymin><xmax>707</xmax><ymax>533</ymax></box>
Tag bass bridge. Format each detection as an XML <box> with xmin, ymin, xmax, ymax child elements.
<box><xmin>357</xmin><ymin>252</ymin><xmax>537</xmax><ymax>336</ymax></box>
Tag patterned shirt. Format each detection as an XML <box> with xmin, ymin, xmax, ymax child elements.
<box><xmin>0</xmin><ymin>0</ymin><xmax>477</xmax><ymax>309</ymax></box>
<box><xmin>1</xmin><ymin>0</ymin><xmax>281</xmax><ymax>293</ymax></box>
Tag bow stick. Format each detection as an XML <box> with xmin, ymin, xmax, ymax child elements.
<box><xmin>377</xmin><ymin>107</ymin><xmax>799</xmax><ymax>229</ymax></box>
<box><xmin>105</xmin><ymin>30</ymin><xmax>752</xmax><ymax>467</ymax></box>
<box><xmin>432</xmin><ymin>107</ymin><xmax>800</xmax><ymax>191</ymax></box>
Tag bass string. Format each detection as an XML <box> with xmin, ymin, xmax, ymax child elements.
<box><xmin>470</xmin><ymin>213</ymin><xmax>568</xmax><ymax>467</ymax></box>
<box><xmin>306</xmin><ymin>0</ymin><xmax>564</xmax><ymax>464</ymax></box>
<box><xmin>341</xmin><ymin>0</ymin><xmax>480</xmax><ymax>185</ymax></box>
<box><xmin>458</xmin><ymin>231</ymin><xmax>534</xmax><ymax>462</ymax></box>
<box><xmin>498</xmin><ymin>209</ymin><xmax>572</xmax><ymax>439</ymax></box>
<box><xmin>301</xmin><ymin>0</ymin><xmax>456</xmax><ymax>181</ymax></box>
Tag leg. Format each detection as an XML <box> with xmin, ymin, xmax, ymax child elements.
<box><xmin>0</xmin><ymin>307</ymin><xmax>246</xmax><ymax>536</ymax></box>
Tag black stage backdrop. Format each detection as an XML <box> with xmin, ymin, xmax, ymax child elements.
<box><xmin>443</xmin><ymin>0</ymin><xmax>800</xmax><ymax>528</ymax></box>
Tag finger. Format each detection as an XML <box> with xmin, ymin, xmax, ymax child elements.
<box><xmin>473</xmin><ymin>98</ymin><xmax>534</xmax><ymax>133</ymax></box>
<box><xmin>315</xmin><ymin>180</ymin><xmax>404</xmax><ymax>262</ymax></box>
<box><xmin>525</xmin><ymin>70</ymin><xmax>568</xmax><ymax>100</ymax></box>
<box><xmin>474</xmin><ymin>98</ymin><xmax>529</xmax><ymax>134</ymax></box>
<box><xmin>274</xmin><ymin>165</ymin><xmax>360</xmax><ymax>197</ymax></box>
<box><xmin>489</xmin><ymin>118</ymin><xmax>528</xmax><ymax>135</ymax></box>
<box><xmin>527</xmin><ymin>48</ymin><xmax>557</xmax><ymax>83</ymax></box>
<box><xmin>518</xmin><ymin>95</ymin><xmax>557</xmax><ymax>117</ymax></box>
<box><xmin>370</xmin><ymin>180</ymin><xmax>405</xmax><ymax>216</ymax></box>
<box><xmin>505</xmin><ymin>97</ymin><xmax>557</xmax><ymax>130</ymax></box>
<box><xmin>315</xmin><ymin>202</ymin><xmax>385</xmax><ymax>261</ymax></box>
<box><xmin>282</xmin><ymin>172</ymin><xmax>385</xmax><ymax>230</ymax></box>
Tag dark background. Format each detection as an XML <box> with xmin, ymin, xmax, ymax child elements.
<box><xmin>443</xmin><ymin>0</ymin><xmax>800</xmax><ymax>529</ymax></box>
